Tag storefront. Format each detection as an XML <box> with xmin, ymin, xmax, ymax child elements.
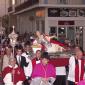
<box><xmin>44</xmin><ymin>7</ymin><xmax>85</xmax><ymax>48</ymax></box>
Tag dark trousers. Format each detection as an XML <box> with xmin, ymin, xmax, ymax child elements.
<box><xmin>54</xmin><ymin>75</ymin><xmax>66</xmax><ymax>85</ymax></box>
<box><xmin>23</xmin><ymin>79</ymin><xmax>30</xmax><ymax>85</ymax></box>
<box><xmin>68</xmin><ymin>81</ymin><xmax>75</xmax><ymax>85</ymax></box>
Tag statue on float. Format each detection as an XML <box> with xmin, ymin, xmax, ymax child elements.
<box><xmin>32</xmin><ymin>31</ymin><xmax>65</xmax><ymax>53</ymax></box>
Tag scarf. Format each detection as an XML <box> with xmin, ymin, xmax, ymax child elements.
<box><xmin>75</xmin><ymin>59</ymin><xmax>84</xmax><ymax>85</ymax></box>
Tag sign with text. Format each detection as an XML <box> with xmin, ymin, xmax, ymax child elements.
<box><xmin>48</xmin><ymin>8</ymin><xmax>60</xmax><ymax>17</ymax></box>
<box><xmin>58</xmin><ymin>21</ymin><xmax>74</xmax><ymax>25</ymax></box>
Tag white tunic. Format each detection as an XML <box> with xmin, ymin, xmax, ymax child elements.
<box><xmin>22</xmin><ymin>52</ymin><xmax>32</xmax><ymax>78</ymax></box>
<box><xmin>68</xmin><ymin>56</ymin><xmax>81</xmax><ymax>82</ymax></box>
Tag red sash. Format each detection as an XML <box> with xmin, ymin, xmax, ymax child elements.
<box><xmin>75</xmin><ymin>59</ymin><xmax>84</xmax><ymax>85</ymax></box>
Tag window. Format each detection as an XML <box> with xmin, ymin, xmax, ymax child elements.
<box><xmin>15</xmin><ymin>0</ymin><xmax>21</xmax><ymax>5</ymax></box>
<box><xmin>69</xmin><ymin>9</ymin><xmax>77</xmax><ymax>17</ymax></box>
<box><xmin>48</xmin><ymin>8</ymin><xmax>60</xmax><ymax>17</ymax></box>
<box><xmin>58</xmin><ymin>28</ymin><xmax>65</xmax><ymax>34</ymax></box>
<box><xmin>58</xmin><ymin>27</ymin><xmax>66</xmax><ymax>43</ymax></box>
<box><xmin>20</xmin><ymin>0</ymin><xmax>25</xmax><ymax>4</ymax></box>
<box><xmin>59</xmin><ymin>0</ymin><xmax>67</xmax><ymax>4</ymax></box>
<box><xmin>36</xmin><ymin>10</ymin><xmax>45</xmax><ymax>17</ymax></box>
<box><xmin>44</xmin><ymin>0</ymin><xmax>48</xmax><ymax>4</ymax></box>
<box><xmin>36</xmin><ymin>20</ymin><xmax>39</xmax><ymax>31</ymax></box>
<box><xmin>75</xmin><ymin>27</ymin><xmax>83</xmax><ymax>46</ymax></box>
<box><xmin>82</xmin><ymin>0</ymin><xmax>85</xmax><ymax>4</ymax></box>
<box><xmin>77</xmin><ymin>9</ymin><xmax>85</xmax><ymax>17</ymax></box>
<box><xmin>50</xmin><ymin>27</ymin><xmax>56</xmax><ymax>35</ymax></box>
<box><xmin>60</xmin><ymin>8</ymin><xmax>69</xmax><ymax>17</ymax></box>
<box><xmin>41</xmin><ymin>20</ymin><xmax>45</xmax><ymax>33</ymax></box>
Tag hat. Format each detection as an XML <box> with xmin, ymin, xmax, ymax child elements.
<box><xmin>42</xmin><ymin>52</ymin><xmax>50</xmax><ymax>60</ymax></box>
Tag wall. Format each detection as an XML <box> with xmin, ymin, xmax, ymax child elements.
<box><xmin>0</xmin><ymin>0</ymin><xmax>8</xmax><ymax>17</ymax></box>
<box><xmin>0</xmin><ymin>0</ymin><xmax>9</xmax><ymax>32</ymax></box>
<box><xmin>69</xmin><ymin>0</ymin><xmax>82</xmax><ymax>5</ymax></box>
<box><xmin>16</xmin><ymin>11</ymin><xmax>36</xmax><ymax>34</ymax></box>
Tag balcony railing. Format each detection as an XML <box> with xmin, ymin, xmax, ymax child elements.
<box><xmin>15</xmin><ymin>0</ymin><xmax>39</xmax><ymax>13</ymax></box>
<box><xmin>40</xmin><ymin>0</ymin><xmax>84</xmax><ymax>5</ymax></box>
<box><xmin>10</xmin><ymin>0</ymin><xmax>84</xmax><ymax>13</ymax></box>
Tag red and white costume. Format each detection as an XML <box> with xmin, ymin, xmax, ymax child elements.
<box><xmin>68</xmin><ymin>56</ymin><xmax>84</xmax><ymax>85</ymax></box>
<box><xmin>32</xmin><ymin>58</ymin><xmax>41</xmax><ymax>69</ymax></box>
<box><xmin>2</xmin><ymin>64</ymin><xmax>26</xmax><ymax>85</ymax></box>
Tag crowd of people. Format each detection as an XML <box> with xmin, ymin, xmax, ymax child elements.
<box><xmin>0</xmin><ymin>31</ymin><xmax>85</xmax><ymax>85</ymax></box>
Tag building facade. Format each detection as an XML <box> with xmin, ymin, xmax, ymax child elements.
<box><xmin>0</xmin><ymin>0</ymin><xmax>8</xmax><ymax>32</ymax></box>
<box><xmin>8</xmin><ymin>0</ymin><xmax>85</xmax><ymax>50</ymax></box>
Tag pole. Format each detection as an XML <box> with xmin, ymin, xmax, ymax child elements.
<box><xmin>12</xmin><ymin>45</ymin><xmax>15</xmax><ymax>58</ymax></box>
<box><xmin>11</xmin><ymin>43</ymin><xmax>15</xmax><ymax>85</ymax></box>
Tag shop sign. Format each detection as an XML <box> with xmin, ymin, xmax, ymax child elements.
<box><xmin>48</xmin><ymin>8</ymin><xmax>60</xmax><ymax>17</ymax></box>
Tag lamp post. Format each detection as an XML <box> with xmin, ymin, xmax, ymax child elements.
<box><xmin>8</xmin><ymin>25</ymin><xmax>18</xmax><ymax>57</ymax></box>
<box><xmin>8</xmin><ymin>25</ymin><xmax>18</xmax><ymax>85</ymax></box>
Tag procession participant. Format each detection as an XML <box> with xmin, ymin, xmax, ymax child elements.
<box><xmin>77</xmin><ymin>80</ymin><xmax>85</xmax><ymax>85</ymax></box>
<box><xmin>21</xmin><ymin>41</ymin><xmax>33</xmax><ymax>85</ymax></box>
<box><xmin>2</xmin><ymin>57</ymin><xmax>26</xmax><ymax>85</ymax></box>
<box><xmin>32</xmin><ymin>50</ymin><xmax>42</xmax><ymax>68</ymax></box>
<box><xmin>67</xmin><ymin>47</ymin><xmax>84</xmax><ymax>85</ymax></box>
<box><xmin>23</xmin><ymin>41</ymin><xmax>33</xmax><ymax>59</ymax></box>
<box><xmin>15</xmin><ymin>45</ymin><xmax>23</xmax><ymax>66</ymax></box>
<box><xmin>30</xmin><ymin>52</ymin><xmax>56</xmax><ymax>85</ymax></box>
<box><xmin>2</xmin><ymin>45</ymin><xmax>13</xmax><ymax>70</ymax></box>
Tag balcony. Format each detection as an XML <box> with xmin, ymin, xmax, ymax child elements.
<box><xmin>39</xmin><ymin>0</ymin><xmax>85</xmax><ymax>5</ymax></box>
<box><xmin>14</xmin><ymin>0</ymin><xmax>85</xmax><ymax>13</ymax></box>
<box><xmin>15</xmin><ymin>0</ymin><xmax>39</xmax><ymax>13</ymax></box>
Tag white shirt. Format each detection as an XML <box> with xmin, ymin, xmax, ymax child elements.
<box><xmin>68</xmin><ymin>56</ymin><xmax>81</xmax><ymax>82</ymax></box>
<box><xmin>16</xmin><ymin>55</ymin><xmax>21</xmax><ymax>65</ymax></box>
<box><xmin>22</xmin><ymin>52</ymin><xmax>32</xmax><ymax>78</ymax></box>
